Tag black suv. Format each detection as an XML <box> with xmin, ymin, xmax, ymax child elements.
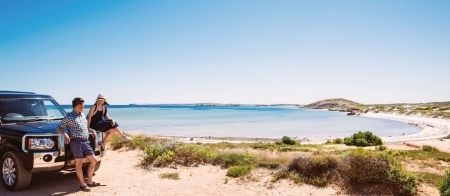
<box><xmin>0</xmin><ymin>91</ymin><xmax>105</xmax><ymax>190</ymax></box>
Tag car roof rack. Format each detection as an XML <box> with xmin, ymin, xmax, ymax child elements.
<box><xmin>0</xmin><ymin>91</ymin><xmax>36</xmax><ymax>94</ymax></box>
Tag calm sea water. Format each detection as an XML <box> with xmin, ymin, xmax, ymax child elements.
<box><xmin>62</xmin><ymin>105</ymin><xmax>419</xmax><ymax>139</ymax></box>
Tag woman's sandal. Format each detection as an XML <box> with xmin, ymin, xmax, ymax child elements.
<box><xmin>87</xmin><ymin>182</ymin><xmax>100</xmax><ymax>187</ymax></box>
<box><xmin>121</xmin><ymin>136</ymin><xmax>131</xmax><ymax>141</ymax></box>
<box><xmin>100</xmin><ymin>143</ymin><xmax>107</xmax><ymax>155</ymax></box>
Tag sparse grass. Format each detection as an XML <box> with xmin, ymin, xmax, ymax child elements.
<box><xmin>413</xmin><ymin>171</ymin><xmax>443</xmax><ymax>187</ymax></box>
<box><xmin>159</xmin><ymin>172</ymin><xmax>180</xmax><ymax>180</ymax></box>
<box><xmin>398</xmin><ymin>149</ymin><xmax>450</xmax><ymax>162</ymax></box>
<box><xmin>422</xmin><ymin>145</ymin><xmax>440</xmax><ymax>152</ymax></box>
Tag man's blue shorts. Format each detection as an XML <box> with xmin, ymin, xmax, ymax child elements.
<box><xmin>70</xmin><ymin>139</ymin><xmax>94</xmax><ymax>159</ymax></box>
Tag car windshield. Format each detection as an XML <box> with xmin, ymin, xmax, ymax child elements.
<box><xmin>0</xmin><ymin>98</ymin><xmax>66</xmax><ymax>123</ymax></box>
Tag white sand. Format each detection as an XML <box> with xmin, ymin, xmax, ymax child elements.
<box><xmin>360</xmin><ymin>112</ymin><xmax>450</xmax><ymax>142</ymax></box>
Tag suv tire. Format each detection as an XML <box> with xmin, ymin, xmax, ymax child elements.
<box><xmin>82</xmin><ymin>160</ymin><xmax>102</xmax><ymax>174</ymax></box>
<box><xmin>1</xmin><ymin>151</ymin><xmax>32</xmax><ymax>190</ymax></box>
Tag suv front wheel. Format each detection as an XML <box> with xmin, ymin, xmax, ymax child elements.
<box><xmin>1</xmin><ymin>151</ymin><xmax>32</xmax><ymax>190</ymax></box>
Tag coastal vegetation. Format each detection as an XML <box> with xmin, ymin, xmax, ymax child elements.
<box><xmin>303</xmin><ymin>98</ymin><xmax>450</xmax><ymax>119</ymax></box>
<box><xmin>107</xmin><ymin>133</ymin><xmax>450</xmax><ymax>195</ymax></box>
<box><xmin>440</xmin><ymin>171</ymin><xmax>450</xmax><ymax>195</ymax></box>
<box><xmin>361</xmin><ymin>102</ymin><xmax>450</xmax><ymax>119</ymax></box>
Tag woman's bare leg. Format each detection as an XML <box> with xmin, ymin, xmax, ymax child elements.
<box><xmin>101</xmin><ymin>130</ymin><xmax>115</xmax><ymax>146</ymax></box>
<box><xmin>114</xmin><ymin>127</ymin><xmax>130</xmax><ymax>140</ymax></box>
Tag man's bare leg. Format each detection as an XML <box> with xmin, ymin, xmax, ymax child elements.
<box><xmin>85</xmin><ymin>155</ymin><xmax>98</xmax><ymax>184</ymax></box>
<box><xmin>75</xmin><ymin>159</ymin><xmax>85</xmax><ymax>186</ymax></box>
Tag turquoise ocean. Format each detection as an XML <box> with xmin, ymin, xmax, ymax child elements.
<box><xmin>62</xmin><ymin>105</ymin><xmax>419</xmax><ymax>139</ymax></box>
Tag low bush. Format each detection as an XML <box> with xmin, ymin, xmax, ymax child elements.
<box><xmin>339</xmin><ymin>148</ymin><xmax>417</xmax><ymax>195</ymax></box>
<box><xmin>334</xmin><ymin>138</ymin><xmax>344</xmax><ymax>144</ymax></box>
<box><xmin>325</xmin><ymin>138</ymin><xmax>344</xmax><ymax>144</ymax></box>
<box><xmin>339</xmin><ymin>148</ymin><xmax>389</xmax><ymax>184</ymax></box>
<box><xmin>281</xmin><ymin>136</ymin><xmax>298</xmax><ymax>145</ymax></box>
<box><xmin>343</xmin><ymin>131</ymin><xmax>383</xmax><ymax>147</ymax></box>
<box><xmin>286</xmin><ymin>155</ymin><xmax>338</xmax><ymax>187</ymax></box>
<box><xmin>226</xmin><ymin>166</ymin><xmax>253</xmax><ymax>177</ymax></box>
<box><xmin>141</xmin><ymin>144</ymin><xmax>165</xmax><ymax>168</ymax></box>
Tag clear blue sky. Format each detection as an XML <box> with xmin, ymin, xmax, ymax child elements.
<box><xmin>1</xmin><ymin>0</ymin><xmax>449</xmax><ymax>105</ymax></box>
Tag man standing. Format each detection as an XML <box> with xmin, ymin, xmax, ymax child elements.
<box><xmin>56</xmin><ymin>97</ymin><xmax>99</xmax><ymax>191</ymax></box>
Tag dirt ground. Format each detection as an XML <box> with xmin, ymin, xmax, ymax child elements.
<box><xmin>0</xmin><ymin>140</ymin><xmax>445</xmax><ymax>196</ymax></box>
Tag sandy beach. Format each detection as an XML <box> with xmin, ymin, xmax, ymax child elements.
<box><xmin>1</xmin><ymin>112</ymin><xmax>448</xmax><ymax>196</ymax></box>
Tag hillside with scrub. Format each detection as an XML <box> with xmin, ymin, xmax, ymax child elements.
<box><xmin>362</xmin><ymin>102</ymin><xmax>450</xmax><ymax>119</ymax></box>
<box><xmin>303</xmin><ymin>98</ymin><xmax>450</xmax><ymax>119</ymax></box>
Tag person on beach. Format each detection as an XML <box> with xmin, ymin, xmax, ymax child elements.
<box><xmin>56</xmin><ymin>97</ymin><xmax>99</xmax><ymax>192</ymax></box>
<box><xmin>87</xmin><ymin>93</ymin><xmax>130</xmax><ymax>150</ymax></box>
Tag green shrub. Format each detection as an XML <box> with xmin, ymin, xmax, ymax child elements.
<box><xmin>216</xmin><ymin>153</ymin><xmax>259</xmax><ymax>168</ymax></box>
<box><xmin>173</xmin><ymin>144</ymin><xmax>218</xmax><ymax>166</ymax></box>
<box><xmin>226</xmin><ymin>166</ymin><xmax>253</xmax><ymax>177</ymax></box>
<box><xmin>281</xmin><ymin>136</ymin><xmax>297</xmax><ymax>145</ymax></box>
<box><xmin>343</xmin><ymin>131</ymin><xmax>383</xmax><ymax>147</ymax></box>
<box><xmin>154</xmin><ymin>150</ymin><xmax>174</xmax><ymax>166</ymax></box>
<box><xmin>440</xmin><ymin>170</ymin><xmax>450</xmax><ymax>196</ymax></box>
<box><xmin>334</xmin><ymin>138</ymin><xmax>344</xmax><ymax>144</ymax></box>
<box><xmin>141</xmin><ymin>144</ymin><xmax>165</xmax><ymax>168</ymax></box>
<box><xmin>388</xmin><ymin>165</ymin><xmax>417</xmax><ymax>196</ymax></box>
<box><xmin>140</xmin><ymin>141</ymin><xmax>178</xmax><ymax>167</ymax></box>
<box><xmin>376</xmin><ymin>145</ymin><xmax>388</xmax><ymax>151</ymax></box>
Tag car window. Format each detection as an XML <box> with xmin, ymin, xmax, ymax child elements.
<box><xmin>0</xmin><ymin>98</ymin><xmax>65</xmax><ymax>121</ymax></box>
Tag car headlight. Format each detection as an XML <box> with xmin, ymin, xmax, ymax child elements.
<box><xmin>28</xmin><ymin>138</ymin><xmax>55</xmax><ymax>150</ymax></box>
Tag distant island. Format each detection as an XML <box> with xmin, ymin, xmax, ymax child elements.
<box><xmin>128</xmin><ymin>99</ymin><xmax>450</xmax><ymax>119</ymax></box>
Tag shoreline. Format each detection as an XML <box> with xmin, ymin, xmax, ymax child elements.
<box><xmin>149</xmin><ymin>112</ymin><xmax>450</xmax><ymax>144</ymax></box>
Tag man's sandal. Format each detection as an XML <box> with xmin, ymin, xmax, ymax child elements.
<box><xmin>80</xmin><ymin>184</ymin><xmax>91</xmax><ymax>192</ymax></box>
<box><xmin>87</xmin><ymin>182</ymin><xmax>100</xmax><ymax>187</ymax></box>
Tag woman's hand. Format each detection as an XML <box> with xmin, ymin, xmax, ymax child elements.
<box><xmin>89</xmin><ymin>128</ymin><xmax>96</xmax><ymax>139</ymax></box>
<box><xmin>110</xmin><ymin>119</ymin><xmax>115</xmax><ymax>126</ymax></box>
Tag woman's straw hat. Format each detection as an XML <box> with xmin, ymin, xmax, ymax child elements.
<box><xmin>97</xmin><ymin>93</ymin><xmax>107</xmax><ymax>100</ymax></box>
